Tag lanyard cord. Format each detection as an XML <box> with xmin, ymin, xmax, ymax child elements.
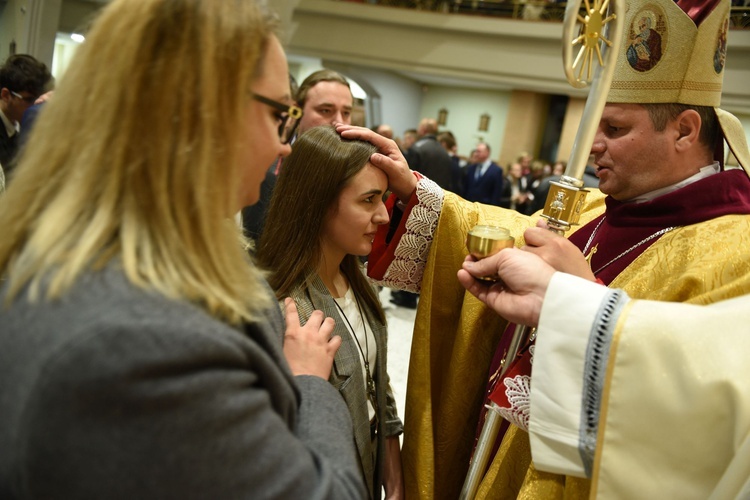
<box><xmin>332</xmin><ymin>293</ymin><xmax>378</xmax><ymax>413</ymax></box>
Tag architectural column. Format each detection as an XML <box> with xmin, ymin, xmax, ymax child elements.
<box><xmin>0</xmin><ymin>0</ymin><xmax>61</xmax><ymax>66</ymax></box>
<box><xmin>499</xmin><ymin>90</ymin><xmax>549</xmax><ymax>167</ymax></box>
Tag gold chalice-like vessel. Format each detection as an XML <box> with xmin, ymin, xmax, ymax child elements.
<box><xmin>466</xmin><ymin>225</ymin><xmax>515</xmax><ymax>258</ymax></box>
<box><xmin>466</xmin><ymin>225</ymin><xmax>515</xmax><ymax>282</ymax></box>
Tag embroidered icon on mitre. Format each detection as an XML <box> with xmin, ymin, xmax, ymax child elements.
<box><xmin>626</xmin><ymin>5</ymin><xmax>668</xmax><ymax>73</ymax></box>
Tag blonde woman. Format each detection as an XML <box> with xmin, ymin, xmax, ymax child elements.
<box><xmin>258</xmin><ymin>126</ymin><xmax>404</xmax><ymax>499</ymax></box>
<box><xmin>0</xmin><ymin>0</ymin><xmax>365</xmax><ymax>497</ymax></box>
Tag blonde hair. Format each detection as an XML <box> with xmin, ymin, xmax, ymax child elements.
<box><xmin>0</xmin><ymin>0</ymin><xmax>278</xmax><ymax>324</ymax></box>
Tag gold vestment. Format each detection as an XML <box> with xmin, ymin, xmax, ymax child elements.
<box><xmin>402</xmin><ymin>190</ymin><xmax>750</xmax><ymax>499</ymax></box>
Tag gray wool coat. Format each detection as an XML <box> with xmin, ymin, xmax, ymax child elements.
<box><xmin>0</xmin><ymin>265</ymin><xmax>366</xmax><ymax>499</ymax></box>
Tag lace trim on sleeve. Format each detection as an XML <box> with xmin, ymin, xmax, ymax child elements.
<box><xmin>374</xmin><ymin>177</ymin><xmax>444</xmax><ymax>292</ymax></box>
<box><xmin>492</xmin><ymin>343</ymin><xmax>535</xmax><ymax>431</ymax></box>
<box><xmin>579</xmin><ymin>289</ymin><xmax>628</xmax><ymax>477</ymax></box>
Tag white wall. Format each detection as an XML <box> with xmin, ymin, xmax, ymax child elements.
<box><xmin>51</xmin><ymin>32</ymin><xmax>81</xmax><ymax>80</ymax></box>
<box><xmin>324</xmin><ymin>62</ymin><xmax>423</xmax><ymax>139</ymax></box>
<box><xmin>288</xmin><ymin>54</ymin><xmax>327</xmax><ymax>91</ymax></box>
<box><xmin>0</xmin><ymin>1</ymin><xmax>18</xmax><ymax>61</ymax></box>
<box><xmin>420</xmin><ymin>85</ymin><xmax>512</xmax><ymax>159</ymax></box>
<box><xmin>733</xmin><ymin>112</ymin><xmax>750</xmax><ymax>166</ymax></box>
<box><xmin>0</xmin><ymin>0</ymin><xmax>61</xmax><ymax>67</ymax></box>
<box><xmin>737</xmin><ymin>113</ymin><xmax>750</xmax><ymax>147</ymax></box>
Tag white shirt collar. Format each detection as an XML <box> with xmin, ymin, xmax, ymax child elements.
<box><xmin>477</xmin><ymin>159</ymin><xmax>492</xmax><ymax>176</ymax></box>
<box><xmin>0</xmin><ymin>108</ymin><xmax>18</xmax><ymax>138</ymax></box>
<box><xmin>630</xmin><ymin>162</ymin><xmax>720</xmax><ymax>203</ymax></box>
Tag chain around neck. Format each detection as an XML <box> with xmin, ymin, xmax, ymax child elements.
<box><xmin>582</xmin><ymin>216</ymin><xmax>679</xmax><ymax>276</ymax></box>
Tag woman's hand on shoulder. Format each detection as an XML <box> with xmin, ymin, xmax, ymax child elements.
<box><xmin>282</xmin><ymin>298</ymin><xmax>340</xmax><ymax>379</ymax></box>
<box><xmin>335</xmin><ymin>124</ymin><xmax>417</xmax><ymax>203</ymax></box>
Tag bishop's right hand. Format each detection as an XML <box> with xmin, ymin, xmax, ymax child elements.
<box><xmin>335</xmin><ymin>124</ymin><xmax>417</xmax><ymax>204</ymax></box>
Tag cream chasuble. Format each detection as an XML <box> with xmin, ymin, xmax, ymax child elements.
<box><xmin>476</xmin><ymin>209</ymin><xmax>750</xmax><ymax>500</ymax></box>
<box><xmin>531</xmin><ymin>274</ymin><xmax>750</xmax><ymax>499</ymax></box>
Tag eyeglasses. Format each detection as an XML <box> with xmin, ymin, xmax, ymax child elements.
<box><xmin>253</xmin><ymin>94</ymin><xmax>303</xmax><ymax>145</ymax></box>
<box><xmin>10</xmin><ymin>90</ymin><xmax>36</xmax><ymax>105</ymax></box>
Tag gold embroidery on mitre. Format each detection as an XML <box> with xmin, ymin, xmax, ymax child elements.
<box><xmin>610</xmin><ymin>80</ymin><xmax>723</xmax><ymax>92</ymax></box>
<box><xmin>714</xmin><ymin>17</ymin><xmax>728</xmax><ymax>74</ymax></box>
<box><xmin>625</xmin><ymin>5</ymin><xmax>667</xmax><ymax>73</ymax></box>
<box><xmin>608</xmin><ymin>0</ymin><xmax>729</xmax><ymax>107</ymax></box>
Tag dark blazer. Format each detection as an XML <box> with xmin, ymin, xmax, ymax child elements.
<box><xmin>449</xmin><ymin>155</ymin><xmax>463</xmax><ymax>195</ymax></box>
<box><xmin>242</xmin><ymin>162</ymin><xmax>278</xmax><ymax>245</ymax></box>
<box><xmin>19</xmin><ymin>102</ymin><xmax>44</xmax><ymax>150</ymax></box>
<box><xmin>463</xmin><ymin>162</ymin><xmax>504</xmax><ymax>205</ymax></box>
<box><xmin>499</xmin><ymin>175</ymin><xmax>531</xmax><ymax>212</ymax></box>
<box><xmin>1</xmin><ymin>103</ymin><xmax>45</xmax><ymax>183</ymax></box>
<box><xmin>405</xmin><ymin>135</ymin><xmax>457</xmax><ymax>192</ymax></box>
<box><xmin>0</xmin><ymin>127</ymin><xmax>18</xmax><ymax>179</ymax></box>
<box><xmin>0</xmin><ymin>266</ymin><xmax>365</xmax><ymax>499</ymax></box>
<box><xmin>289</xmin><ymin>273</ymin><xmax>403</xmax><ymax>500</ymax></box>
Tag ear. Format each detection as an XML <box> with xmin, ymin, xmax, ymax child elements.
<box><xmin>673</xmin><ymin>109</ymin><xmax>702</xmax><ymax>153</ymax></box>
<box><xmin>0</xmin><ymin>87</ymin><xmax>10</xmax><ymax>101</ymax></box>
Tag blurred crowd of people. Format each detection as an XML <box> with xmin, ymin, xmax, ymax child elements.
<box><xmin>372</xmin><ymin>119</ymin><xmax>599</xmax><ymax>218</ymax></box>
<box><xmin>369</xmin><ymin>118</ymin><xmax>599</xmax><ymax>310</ymax></box>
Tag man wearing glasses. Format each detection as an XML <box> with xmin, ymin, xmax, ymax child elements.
<box><xmin>0</xmin><ymin>54</ymin><xmax>52</xmax><ymax>182</ymax></box>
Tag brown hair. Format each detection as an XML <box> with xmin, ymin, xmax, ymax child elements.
<box><xmin>257</xmin><ymin>126</ymin><xmax>385</xmax><ymax>323</ymax></box>
<box><xmin>643</xmin><ymin>103</ymin><xmax>719</xmax><ymax>150</ymax></box>
<box><xmin>0</xmin><ymin>54</ymin><xmax>52</xmax><ymax>97</ymax></box>
<box><xmin>295</xmin><ymin>69</ymin><xmax>351</xmax><ymax>108</ymax></box>
<box><xmin>438</xmin><ymin>131</ymin><xmax>456</xmax><ymax>150</ymax></box>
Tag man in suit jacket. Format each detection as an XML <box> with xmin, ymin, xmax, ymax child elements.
<box><xmin>404</xmin><ymin>118</ymin><xmax>456</xmax><ymax>192</ymax></box>
<box><xmin>463</xmin><ymin>142</ymin><xmax>504</xmax><ymax>205</ymax></box>
<box><xmin>438</xmin><ymin>131</ymin><xmax>465</xmax><ymax>195</ymax></box>
<box><xmin>395</xmin><ymin>118</ymin><xmax>457</xmax><ymax>309</ymax></box>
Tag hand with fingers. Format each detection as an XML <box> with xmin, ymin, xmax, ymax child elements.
<box><xmin>522</xmin><ymin>219</ymin><xmax>596</xmax><ymax>282</ymax></box>
<box><xmin>282</xmin><ymin>298</ymin><xmax>341</xmax><ymax>379</ymax></box>
<box><xmin>457</xmin><ymin>248</ymin><xmax>555</xmax><ymax>327</ymax></box>
<box><xmin>335</xmin><ymin>124</ymin><xmax>417</xmax><ymax>203</ymax></box>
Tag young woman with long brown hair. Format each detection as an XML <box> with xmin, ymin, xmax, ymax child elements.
<box><xmin>258</xmin><ymin>125</ymin><xmax>404</xmax><ymax>499</ymax></box>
